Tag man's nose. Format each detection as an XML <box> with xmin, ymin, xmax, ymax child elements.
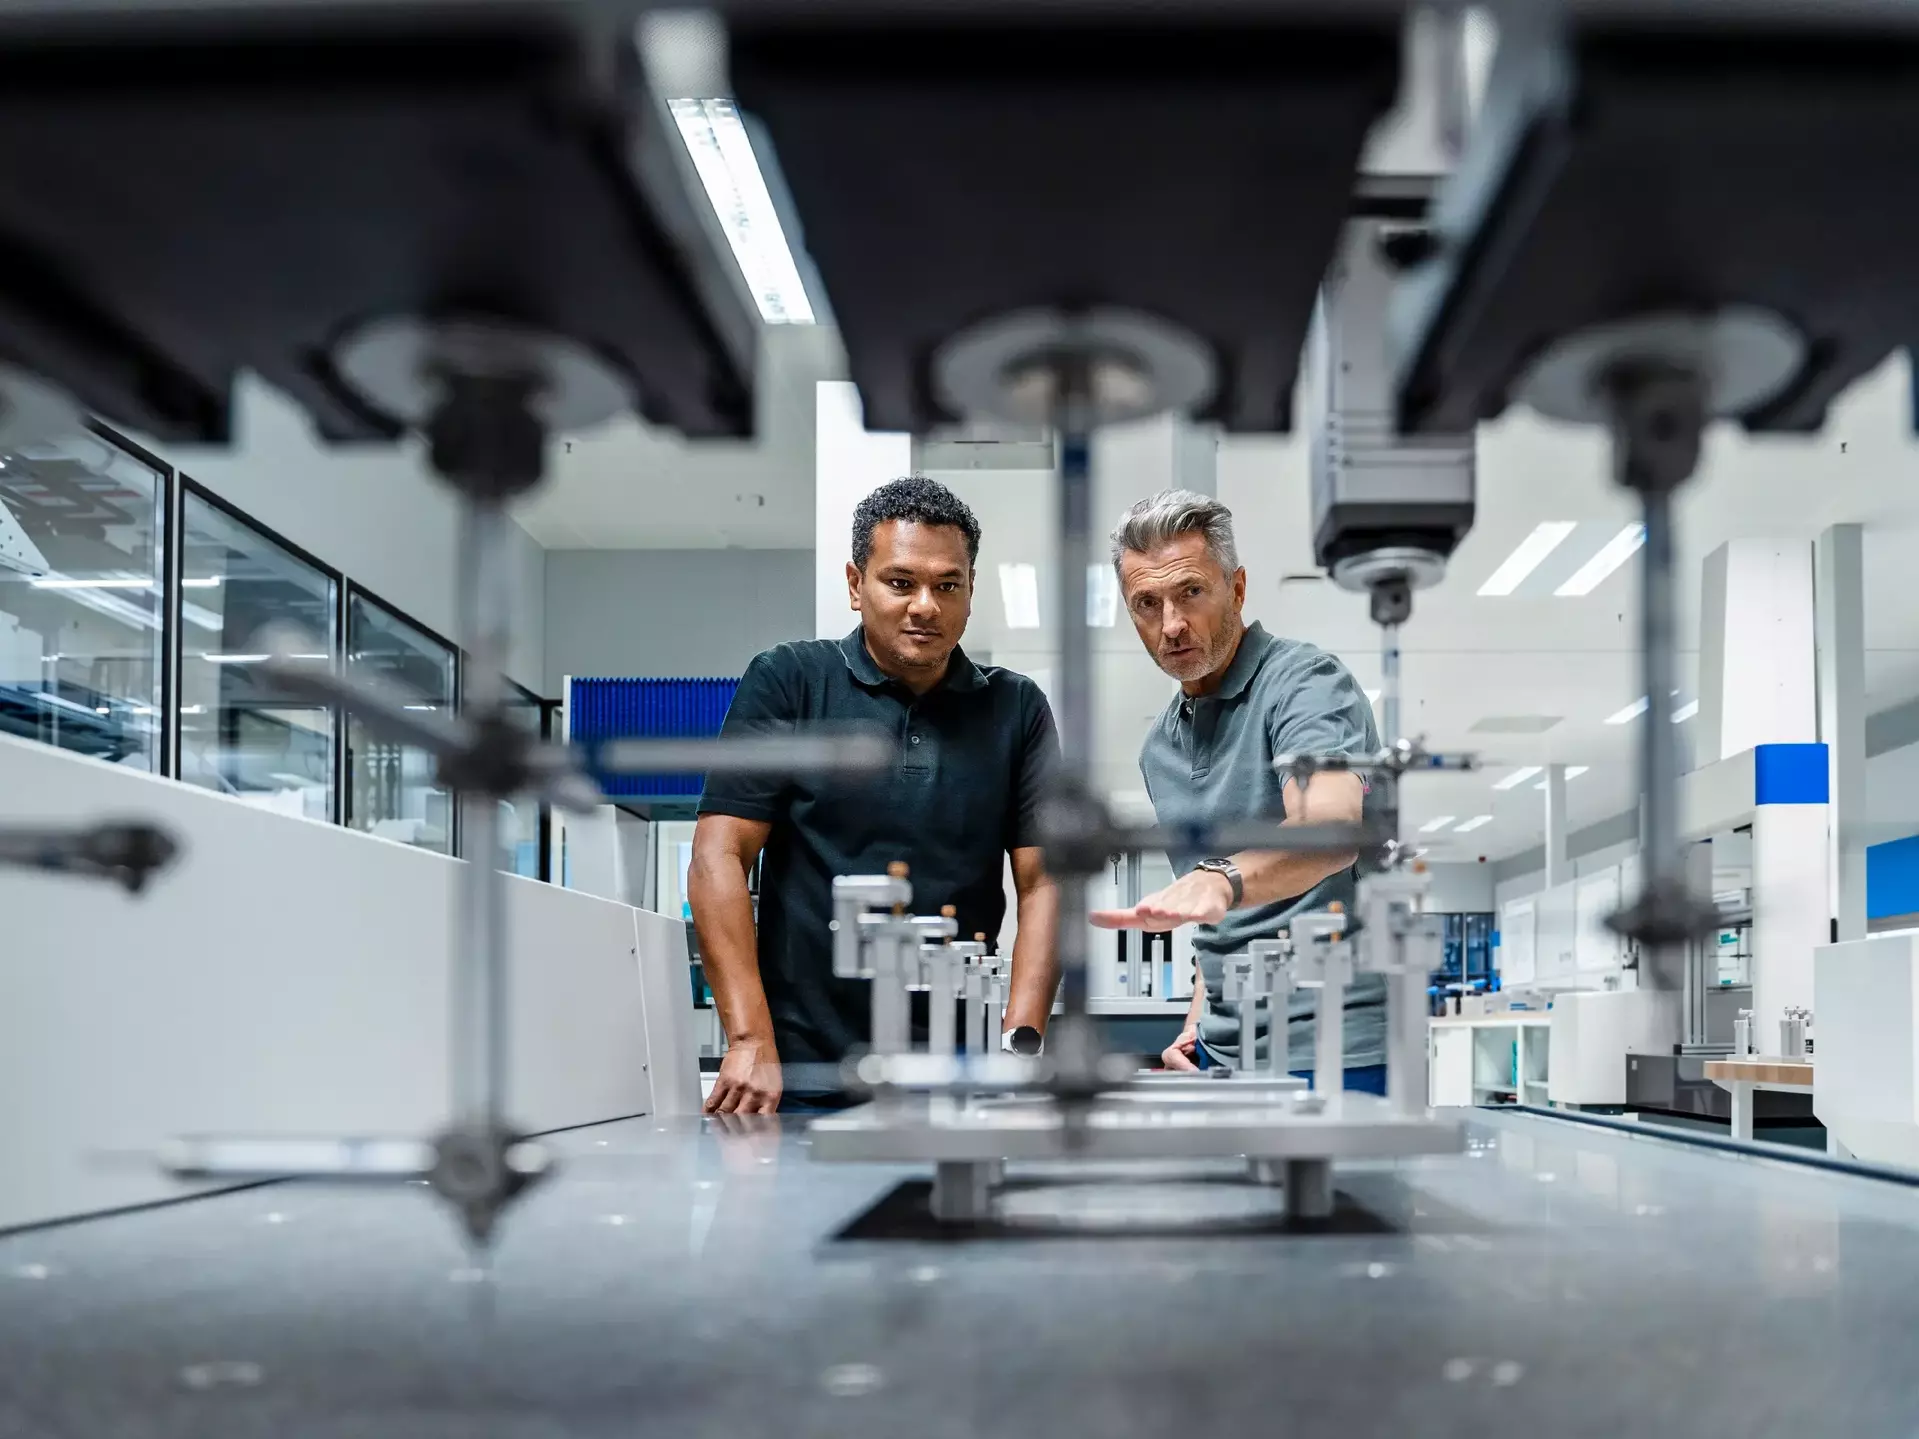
<box><xmin>907</xmin><ymin>586</ymin><xmax>940</xmax><ymax>615</ymax></box>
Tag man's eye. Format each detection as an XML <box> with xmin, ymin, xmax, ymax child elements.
<box><xmin>1185</xmin><ymin>585</ymin><xmax>1203</xmax><ymax>598</ymax></box>
<box><xmin>939</xmin><ymin>583</ymin><xmax>959</xmax><ymax>593</ymax></box>
<box><xmin>890</xmin><ymin>579</ymin><xmax>910</xmax><ymax>590</ymax></box>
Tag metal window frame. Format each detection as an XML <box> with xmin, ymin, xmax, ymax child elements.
<box><xmin>342</xmin><ymin>578</ymin><xmax>462</xmax><ymax>854</ymax></box>
<box><xmin>174</xmin><ymin>472</ymin><xmax>346</xmax><ymax>820</ymax></box>
<box><xmin>76</xmin><ymin>421</ymin><xmax>177</xmax><ymax>781</ymax></box>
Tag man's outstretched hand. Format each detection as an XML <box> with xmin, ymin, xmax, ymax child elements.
<box><xmin>704</xmin><ymin>1038</ymin><xmax>783</xmax><ymax>1115</ymax></box>
<box><xmin>1090</xmin><ymin>868</ymin><xmax>1235</xmax><ymax>930</ymax></box>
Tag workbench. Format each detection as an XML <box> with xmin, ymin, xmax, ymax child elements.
<box><xmin>1706</xmin><ymin>1056</ymin><xmax>1817</xmax><ymax>1144</ymax></box>
<box><xmin>3</xmin><ymin>1106</ymin><xmax>1916</xmax><ymax>1437</ymax></box>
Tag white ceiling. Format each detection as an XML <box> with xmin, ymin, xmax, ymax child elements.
<box><xmin>515</xmin><ymin>310</ymin><xmax>1919</xmax><ymax>867</ymax></box>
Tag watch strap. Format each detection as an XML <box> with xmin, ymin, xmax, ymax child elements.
<box><xmin>1197</xmin><ymin>858</ymin><xmax>1244</xmax><ymax>909</ymax></box>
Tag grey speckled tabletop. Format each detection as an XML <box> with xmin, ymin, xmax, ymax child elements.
<box><xmin>0</xmin><ymin>1108</ymin><xmax>1912</xmax><ymax>1439</ymax></box>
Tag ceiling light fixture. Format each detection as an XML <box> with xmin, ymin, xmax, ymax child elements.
<box><xmin>1492</xmin><ymin>765</ymin><xmax>1543</xmax><ymax>791</ymax></box>
<box><xmin>1418</xmin><ymin>815</ymin><xmax>1458</xmax><ymax>834</ymax></box>
<box><xmin>203</xmin><ymin>653</ymin><xmax>270</xmax><ymax>664</ymax></box>
<box><xmin>1555</xmin><ymin>523</ymin><xmax>1646</xmax><ymax>597</ymax></box>
<box><xmin>668</xmin><ymin>98</ymin><xmax>815</xmax><ymax>324</ymax></box>
<box><xmin>1605</xmin><ymin>697</ymin><xmax>1649</xmax><ymax>725</ymax></box>
<box><xmin>1476</xmin><ymin>521</ymin><xmax>1577</xmax><ymax>597</ymax></box>
<box><xmin>1454</xmin><ymin>814</ymin><xmax>1495</xmax><ymax>833</ymax></box>
<box><xmin>181</xmin><ymin>576</ymin><xmax>222</xmax><ymax>589</ymax></box>
<box><xmin>997</xmin><ymin>563</ymin><xmax>1040</xmax><ymax>630</ymax></box>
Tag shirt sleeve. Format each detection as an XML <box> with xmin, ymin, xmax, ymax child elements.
<box><xmin>1267</xmin><ymin>648</ymin><xmax>1377</xmax><ymax>800</ymax></box>
<box><xmin>1009</xmin><ymin>680</ymin><xmax>1061</xmax><ymax>850</ymax></box>
<box><xmin>696</xmin><ymin>650</ymin><xmax>799</xmax><ymax>824</ymax></box>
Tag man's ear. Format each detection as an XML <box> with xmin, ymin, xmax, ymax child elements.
<box><xmin>1232</xmin><ymin>566</ymin><xmax>1248</xmax><ymax>612</ymax></box>
<box><xmin>846</xmin><ymin>561</ymin><xmax>863</xmax><ymax>612</ymax></box>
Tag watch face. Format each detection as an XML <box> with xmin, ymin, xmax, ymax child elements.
<box><xmin>1008</xmin><ymin>1025</ymin><xmax>1043</xmax><ymax>1056</ymax></box>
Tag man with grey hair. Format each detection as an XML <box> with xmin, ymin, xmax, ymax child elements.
<box><xmin>1090</xmin><ymin>488</ymin><xmax>1387</xmax><ymax>1092</ymax></box>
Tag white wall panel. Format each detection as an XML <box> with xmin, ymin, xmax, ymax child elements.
<box><xmin>0</xmin><ymin>734</ymin><xmax>687</xmax><ymax>1231</ymax></box>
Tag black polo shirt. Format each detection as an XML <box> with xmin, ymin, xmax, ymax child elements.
<box><xmin>698</xmin><ymin>628</ymin><xmax>1057</xmax><ymax>1078</ymax></box>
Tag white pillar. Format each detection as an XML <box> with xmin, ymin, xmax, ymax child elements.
<box><xmin>1751</xmin><ymin>745</ymin><xmax>1830</xmax><ymax>1046</ymax></box>
<box><xmin>1543</xmin><ymin>763</ymin><xmax>1569</xmax><ymax>888</ymax></box>
<box><xmin>1815</xmin><ymin>524</ymin><xmax>1867</xmax><ymax>942</ymax></box>
<box><xmin>1696</xmin><ymin>540</ymin><xmax>1817</xmax><ymax>765</ymax></box>
<box><xmin>815</xmin><ymin>381</ymin><xmax>912</xmax><ymax>640</ymax></box>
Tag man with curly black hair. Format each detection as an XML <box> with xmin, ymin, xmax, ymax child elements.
<box><xmin>691</xmin><ymin>476</ymin><xmax>1061</xmax><ymax>1113</ymax></box>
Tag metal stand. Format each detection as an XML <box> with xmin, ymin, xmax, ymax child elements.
<box><xmin>0</xmin><ymin>822</ymin><xmax>179</xmax><ymax>894</ymax></box>
<box><xmin>1602</xmin><ymin>364</ymin><xmax>1722</xmax><ymax>970</ymax></box>
<box><xmin>1283</xmin><ymin>1158</ymin><xmax>1335</xmax><ymax>1221</ymax></box>
<box><xmin>931</xmin><ymin>1160</ymin><xmax>995</xmax><ymax>1222</ymax></box>
<box><xmin>161</xmin><ymin>318</ymin><xmax>894</xmax><ymax>1252</ymax></box>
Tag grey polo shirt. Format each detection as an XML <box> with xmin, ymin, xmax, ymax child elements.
<box><xmin>1138</xmin><ymin>622</ymin><xmax>1383</xmax><ymax>1070</ymax></box>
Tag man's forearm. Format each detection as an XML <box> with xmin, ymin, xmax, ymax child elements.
<box><xmin>1003</xmin><ymin>879</ymin><xmax>1061</xmax><ymax>1033</ymax></box>
<box><xmin>1182</xmin><ymin>961</ymin><xmax>1207</xmax><ymax>1033</ymax></box>
<box><xmin>687</xmin><ymin>855</ymin><xmax>776</xmax><ymax>1047</ymax></box>
<box><xmin>1225</xmin><ymin>846</ymin><xmax>1357</xmax><ymax>912</ymax></box>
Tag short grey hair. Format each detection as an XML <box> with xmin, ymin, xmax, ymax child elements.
<box><xmin>1109</xmin><ymin>489</ymin><xmax>1240</xmax><ymax>577</ymax></box>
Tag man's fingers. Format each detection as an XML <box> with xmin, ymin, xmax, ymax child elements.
<box><xmin>1161</xmin><ymin>1046</ymin><xmax>1199</xmax><ymax>1072</ymax></box>
<box><xmin>702</xmin><ymin>1080</ymin><xmax>730</xmax><ymax>1115</ymax></box>
<box><xmin>1089</xmin><ymin>906</ymin><xmax>1144</xmax><ymax>929</ymax></box>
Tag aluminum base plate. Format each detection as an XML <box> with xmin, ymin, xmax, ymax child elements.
<box><xmin>808</xmin><ymin>1093</ymin><xmax>1462</xmax><ymax>1164</ymax></box>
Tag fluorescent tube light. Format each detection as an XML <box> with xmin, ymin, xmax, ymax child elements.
<box><xmin>1605</xmin><ymin>697</ymin><xmax>1649</xmax><ymax>725</ymax></box>
<box><xmin>181</xmin><ymin>576</ymin><xmax>222</xmax><ymax>589</ymax></box>
<box><xmin>998</xmin><ymin>563</ymin><xmax>1040</xmax><ymax>630</ymax></box>
<box><xmin>1672</xmin><ymin>700</ymin><xmax>1699</xmax><ymax>723</ymax></box>
<box><xmin>1493</xmin><ymin>765</ymin><xmax>1543</xmax><ymax>791</ymax></box>
<box><xmin>668</xmin><ymin>98</ymin><xmax>815</xmax><ymax>324</ymax></box>
<box><xmin>1555</xmin><ymin>523</ymin><xmax>1645</xmax><ymax>597</ymax></box>
<box><xmin>203</xmin><ymin>653</ymin><xmax>269</xmax><ymax>664</ymax></box>
<box><xmin>1534</xmin><ymin>766</ymin><xmax>1590</xmax><ymax>789</ymax></box>
<box><xmin>1418</xmin><ymin>815</ymin><xmax>1457</xmax><ymax>833</ymax></box>
<box><xmin>1477</xmin><ymin>522</ymin><xmax>1577</xmax><ymax>596</ymax></box>
<box><xmin>1086</xmin><ymin>564</ymin><xmax>1119</xmax><ymax>628</ymax></box>
<box><xmin>1454</xmin><ymin>814</ymin><xmax>1494</xmax><ymax>833</ymax></box>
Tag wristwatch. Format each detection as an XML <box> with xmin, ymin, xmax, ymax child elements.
<box><xmin>1193</xmin><ymin>857</ymin><xmax>1244</xmax><ymax>909</ymax></box>
<box><xmin>1001</xmin><ymin>1025</ymin><xmax>1044</xmax><ymax>1056</ymax></box>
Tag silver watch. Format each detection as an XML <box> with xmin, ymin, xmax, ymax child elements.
<box><xmin>1193</xmin><ymin>857</ymin><xmax>1244</xmax><ymax>909</ymax></box>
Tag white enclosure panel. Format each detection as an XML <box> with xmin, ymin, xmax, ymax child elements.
<box><xmin>1500</xmin><ymin>897</ymin><xmax>1537</xmax><ymax>985</ymax></box>
<box><xmin>633</xmin><ymin>905</ymin><xmax>702</xmax><ymax>1118</ymax></box>
<box><xmin>0</xmin><ymin>734</ymin><xmax>661</xmax><ymax>1231</ymax></box>
<box><xmin>1574</xmin><ymin>865</ymin><xmax>1625</xmax><ymax>975</ymax></box>
<box><xmin>1534</xmin><ymin>882</ymin><xmax>1579</xmax><ymax>981</ymax></box>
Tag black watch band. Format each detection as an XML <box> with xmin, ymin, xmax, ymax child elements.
<box><xmin>1195</xmin><ymin>858</ymin><xmax>1244</xmax><ymax>909</ymax></box>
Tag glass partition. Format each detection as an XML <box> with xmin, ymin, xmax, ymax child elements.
<box><xmin>177</xmin><ymin>486</ymin><xmax>339</xmax><ymax>817</ymax></box>
<box><xmin>0</xmin><ymin>430</ymin><xmax>166</xmax><ymax>770</ymax></box>
<box><xmin>345</xmin><ymin>589</ymin><xmax>456</xmax><ymax>853</ymax></box>
<box><xmin>500</xmin><ymin>683</ymin><xmax>551</xmax><ymax>879</ymax></box>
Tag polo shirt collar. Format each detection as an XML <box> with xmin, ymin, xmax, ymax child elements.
<box><xmin>840</xmin><ymin>627</ymin><xmax>988</xmax><ymax>693</ymax></box>
<box><xmin>1211</xmin><ymin>621</ymin><xmax>1275</xmax><ymax>702</ymax></box>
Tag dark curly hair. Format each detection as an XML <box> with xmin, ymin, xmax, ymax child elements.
<box><xmin>850</xmin><ymin>476</ymin><xmax>981</xmax><ymax>570</ymax></box>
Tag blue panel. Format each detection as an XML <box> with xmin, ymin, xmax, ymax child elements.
<box><xmin>567</xmin><ymin>677</ymin><xmax>740</xmax><ymax>799</ymax></box>
<box><xmin>1753</xmin><ymin>743</ymin><xmax>1829</xmax><ymax>806</ymax></box>
<box><xmin>1868</xmin><ymin>834</ymin><xmax>1919</xmax><ymax>920</ymax></box>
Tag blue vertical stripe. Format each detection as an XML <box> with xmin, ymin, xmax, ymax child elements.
<box><xmin>568</xmin><ymin>677</ymin><xmax>740</xmax><ymax>797</ymax></box>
